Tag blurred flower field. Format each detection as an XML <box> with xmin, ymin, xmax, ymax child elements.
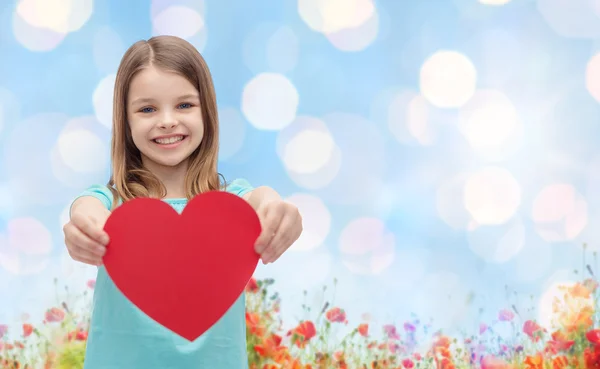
<box><xmin>2</xmin><ymin>258</ymin><xmax>600</xmax><ymax>369</ymax></box>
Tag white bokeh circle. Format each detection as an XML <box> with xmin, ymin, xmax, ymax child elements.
<box><xmin>531</xmin><ymin>184</ymin><xmax>588</xmax><ymax>243</ymax></box>
<box><xmin>152</xmin><ymin>5</ymin><xmax>204</xmax><ymax>40</ymax></box>
<box><xmin>464</xmin><ymin>167</ymin><xmax>521</xmax><ymax>225</ymax></box>
<box><xmin>420</xmin><ymin>50</ymin><xmax>478</xmax><ymax>108</ymax></box>
<box><xmin>242</xmin><ymin>73</ymin><xmax>299</xmax><ymax>131</ymax></box>
<box><xmin>387</xmin><ymin>90</ymin><xmax>436</xmax><ymax>146</ymax></box>
<box><xmin>314</xmin><ymin>113</ymin><xmax>386</xmax><ymax>205</ymax></box>
<box><xmin>538</xmin><ymin>0</ymin><xmax>600</xmax><ymax>39</ymax></box>
<box><xmin>586</xmin><ymin>53</ymin><xmax>600</xmax><ymax>104</ymax></box>
<box><xmin>93</xmin><ymin>74</ymin><xmax>116</xmax><ymax>129</ymax></box>
<box><xmin>339</xmin><ymin>217</ymin><xmax>395</xmax><ymax>275</ymax></box>
<box><xmin>15</xmin><ymin>0</ymin><xmax>93</xmax><ymax>34</ymax></box>
<box><xmin>467</xmin><ymin>218</ymin><xmax>525</xmax><ymax>263</ymax></box>
<box><xmin>283</xmin><ymin>130</ymin><xmax>336</xmax><ymax>174</ymax></box>
<box><xmin>276</xmin><ymin>116</ymin><xmax>342</xmax><ymax>189</ymax></box>
<box><xmin>285</xmin><ymin>193</ymin><xmax>331</xmax><ymax>252</ymax></box>
<box><xmin>12</xmin><ymin>8</ymin><xmax>66</xmax><ymax>52</ymax></box>
<box><xmin>0</xmin><ymin>217</ymin><xmax>53</xmax><ymax>275</ymax></box>
<box><xmin>298</xmin><ymin>0</ymin><xmax>376</xmax><ymax>34</ymax></box>
<box><xmin>458</xmin><ymin>89</ymin><xmax>520</xmax><ymax>152</ymax></box>
<box><xmin>51</xmin><ymin>116</ymin><xmax>111</xmax><ymax>189</ymax></box>
<box><xmin>325</xmin><ymin>8</ymin><xmax>379</xmax><ymax>52</ymax></box>
<box><xmin>3</xmin><ymin>113</ymin><xmax>73</xmax><ymax>206</ymax></box>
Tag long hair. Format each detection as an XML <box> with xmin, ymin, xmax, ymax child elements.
<box><xmin>107</xmin><ymin>35</ymin><xmax>224</xmax><ymax>209</ymax></box>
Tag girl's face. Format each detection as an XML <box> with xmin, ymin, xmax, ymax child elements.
<box><xmin>127</xmin><ymin>66</ymin><xmax>204</xmax><ymax>174</ymax></box>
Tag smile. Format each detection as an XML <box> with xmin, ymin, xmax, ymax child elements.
<box><xmin>153</xmin><ymin>135</ymin><xmax>186</xmax><ymax>145</ymax></box>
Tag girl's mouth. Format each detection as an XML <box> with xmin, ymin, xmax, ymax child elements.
<box><xmin>153</xmin><ymin>135</ymin><xmax>186</xmax><ymax>145</ymax></box>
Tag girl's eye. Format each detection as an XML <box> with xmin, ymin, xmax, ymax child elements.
<box><xmin>140</xmin><ymin>107</ymin><xmax>155</xmax><ymax>113</ymax></box>
<box><xmin>178</xmin><ymin>103</ymin><xmax>192</xmax><ymax>109</ymax></box>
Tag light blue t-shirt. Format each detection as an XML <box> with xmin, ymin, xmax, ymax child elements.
<box><xmin>74</xmin><ymin>179</ymin><xmax>254</xmax><ymax>369</ymax></box>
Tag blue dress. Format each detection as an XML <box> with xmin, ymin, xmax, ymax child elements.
<box><xmin>73</xmin><ymin>179</ymin><xmax>254</xmax><ymax>369</ymax></box>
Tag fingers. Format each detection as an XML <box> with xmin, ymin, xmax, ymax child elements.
<box><xmin>262</xmin><ymin>209</ymin><xmax>303</xmax><ymax>264</ymax></box>
<box><xmin>63</xmin><ymin>221</ymin><xmax>107</xmax><ymax>266</ymax></box>
<box><xmin>254</xmin><ymin>206</ymin><xmax>283</xmax><ymax>254</ymax></box>
<box><xmin>75</xmin><ymin>214</ymin><xmax>110</xmax><ymax>246</ymax></box>
<box><xmin>261</xmin><ymin>215</ymin><xmax>296</xmax><ymax>263</ymax></box>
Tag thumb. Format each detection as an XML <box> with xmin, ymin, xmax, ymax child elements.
<box><xmin>86</xmin><ymin>215</ymin><xmax>110</xmax><ymax>246</ymax></box>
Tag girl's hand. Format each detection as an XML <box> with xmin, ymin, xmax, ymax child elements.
<box><xmin>64</xmin><ymin>199</ymin><xmax>111</xmax><ymax>266</ymax></box>
<box><xmin>254</xmin><ymin>200</ymin><xmax>302</xmax><ymax>264</ymax></box>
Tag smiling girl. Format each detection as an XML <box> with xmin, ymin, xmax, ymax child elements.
<box><xmin>62</xmin><ymin>35</ymin><xmax>303</xmax><ymax>368</ymax></box>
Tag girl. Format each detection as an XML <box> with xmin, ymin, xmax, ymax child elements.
<box><xmin>63</xmin><ymin>35</ymin><xmax>303</xmax><ymax>368</ymax></box>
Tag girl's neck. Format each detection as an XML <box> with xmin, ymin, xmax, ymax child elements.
<box><xmin>143</xmin><ymin>159</ymin><xmax>189</xmax><ymax>199</ymax></box>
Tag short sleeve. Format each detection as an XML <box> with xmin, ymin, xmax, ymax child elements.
<box><xmin>225</xmin><ymin>178</ymin><xmax>254</xmax><ymax>198</ymax></box>
<box><xmin>69</xmin><ymin>184</ymin><xmax>114</xmax><ymax>216</ymax></box>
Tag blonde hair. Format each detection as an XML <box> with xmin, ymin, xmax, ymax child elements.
<box><xmin>107</xmin><ymin>35</ymin><xmax>224</xmax><ymax>209</ymax></box>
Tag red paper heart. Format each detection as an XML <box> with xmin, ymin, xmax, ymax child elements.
<box><xmin>102</xmin><ymin>191</ymin><xmax>261</xmax><ymax>341</ymax></box>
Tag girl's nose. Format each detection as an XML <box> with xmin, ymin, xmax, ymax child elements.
<box><xmin>158</xmin><ymin>113</ymin><xmax>178</xmax><ymax>129</ymax></box>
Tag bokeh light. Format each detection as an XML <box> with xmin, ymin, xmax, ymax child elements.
<box><xmin>15</xmin><ymin>0</ymin><xmax>93</xmax><ymax>34</ymax></box>
<box><xmin>586</xmin><ymin>52</ymin><xmax>600</xmax><ymax>103</ymax></box>
<box><xmin>12</xmin><ymin>0</ymin><xmax>93</xmax><ymax>51</ymax></box>
<box><xmin>56</xmin><ymin>121</ymin><xmax>108</xmax><ymax>174</ymax></box>
<box><xmin>299</xmin><ymin>0</ymin><xmax>375</xmax><ymax>33</ymax></box>
<box><xmin>283</xmin><ymin>130</ymin><xmax>335</xmax><ymax>174</ymax></box>
<box><xmin>537</xmin><ymin>270</ymin><xmax>578</xmax><ymax>330</ymax></box>
<box><xmin>3</xmin><ymin>0</ymin><xmax>600</xmax><ymax>351</ymax></box>
<box><xmin>243</xmin><ymin>24</ymin><xmax>299</xmax><ymax>74</ymax></box>
<box><xmin>436</xmin><ymin>173</ymin><xmax>474</xmax><ymax>230</ymax></box>
<box><xmin>51</xmin><ymin>116</ymin><xmax>110</xmax><ymax>189</ymax></box>
<box><xmin>3</xmin><ymin>113</ymin><xmax>72</xmax><ymax>206</ymax></box>
<box><xmin>339</xmin><ymin>217</ymin><xmax>395</xmax><ymax>275</ymax></box>
<box><xmin>150</xmin><ymin>0</ymin><xmax>207</xmax><ymax>50</ymax></box>
<box><xmin>241</xmin><ymin>73</ymin><xmax>299</xmax><ymax>131</ymax></box>
<box><xmin>285</xmin><ymin>193</ymin><xmax>331</xmax><ymax>252</ymax></box>
<box><xmin>464</xmin><ymin>167</ymin><xmax>521</xmax><ymax>225</ymax></box>
<box><xmin>298</xmin><ymin>0</ymin><xmax>379</xmax><ymax>51</ymax></box>
<box><xmin>467</xmin><ymin>218</ymin><xmax>525</xmax><ymax>263</ymax></box>
<box><xmin>313</xmin><ymin>113</ymin><xmax>386</xmax><ymax>205</ymax></box>
<box><xmin>538</xmin><ymin>0</ymin><xmax>600</xmax><ymax>39</ymax></box>
<box><xmin>458</xmin><ymin>89</ymin><xmax>522</xmax><ymax>157</ymax></box>
<box><xmin>531</xmin><ymin>184</ymin><xmax>588</xmax><ymax>243</ymax></box>
<box><xmin>12</xmin><ymin>9</ymin><xmax>65</xmax><ymax>52</ymax></box>
<box><xmin>420</xmin><ymin>50</ymin><xmax>478</xmax><ymax>108</ymax></box>
<box><xmin>266</xmin><ymin>26</ymin><xmax>299</xmax><ymax>72</ymax></box>
<box><xmin>276</xmin><ymin>116</ymin><xmax>341</xmax><ymax>189</ymax></box>
<box><xmin>0</xmin><ymin>217</ymin><xmax>52</xmax><ymax>275</ymax></box>
<box><xmin>151</xmin><ymin>5</ymin><xmax>204</xmax><ymax>40</ymax></box>
<box><xmin>388</xmin><ymin>91</ymin><xmax>436</xmax><ymax>146</ymax></box>
<box><xmin>325</xmin><ymin>8</ymin><xmax>379</xmax><ymax>52</ymax></box>
<box><xmin>92</xmin><ymin>74</ymin><xmax>116</xmax><ymax>129</ymax></box>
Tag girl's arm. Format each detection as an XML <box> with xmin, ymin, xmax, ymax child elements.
<box><xmin>70</xmin><ymin>196</ymin><xmax>112</xmax><ymax>226</ymax></box>
<box><xmin>64</xmin><ymin>196</ymin><xmax>112</xmax><ymax>265</ymax></box>
<box><xmin>243</xmin><ymin>186</ymin><xmax>282</xmax><ymax>210</ymax></box>
<box><xmin>244</xmin><ymin>186</ymin><xmax>302</xmax><ymax>264</ymax></box>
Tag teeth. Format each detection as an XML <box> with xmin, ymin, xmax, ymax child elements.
<box><xmin>155</xmin><ymin>136</ymin><xmax>184</xmax><ymax>144</ymax></box>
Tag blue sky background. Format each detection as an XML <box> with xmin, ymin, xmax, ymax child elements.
<box><xmin>1</xmin><ymin>0</ymin><xmax>600</xmax><ymax>342</ymax></box>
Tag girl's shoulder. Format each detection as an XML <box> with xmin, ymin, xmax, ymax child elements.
<box><xmin>73</xmin><ymin>178</ymin><xmax>254</xmax><ymax>210</ymax></box>
<box><xmin>73</xmin><ymin>184</ymin><xmax>115</xmax><ymax>211</ymax></box>
<box><xmin>223</xmin><ymin>178</ymin><xmax>254</xmax><ymax>197</ymax></box>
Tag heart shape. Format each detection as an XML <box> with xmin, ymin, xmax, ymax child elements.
<box><xmin>102</xmin><ymin>191</ymin><xmax>262</xmax><ymax>341</ymax></box>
